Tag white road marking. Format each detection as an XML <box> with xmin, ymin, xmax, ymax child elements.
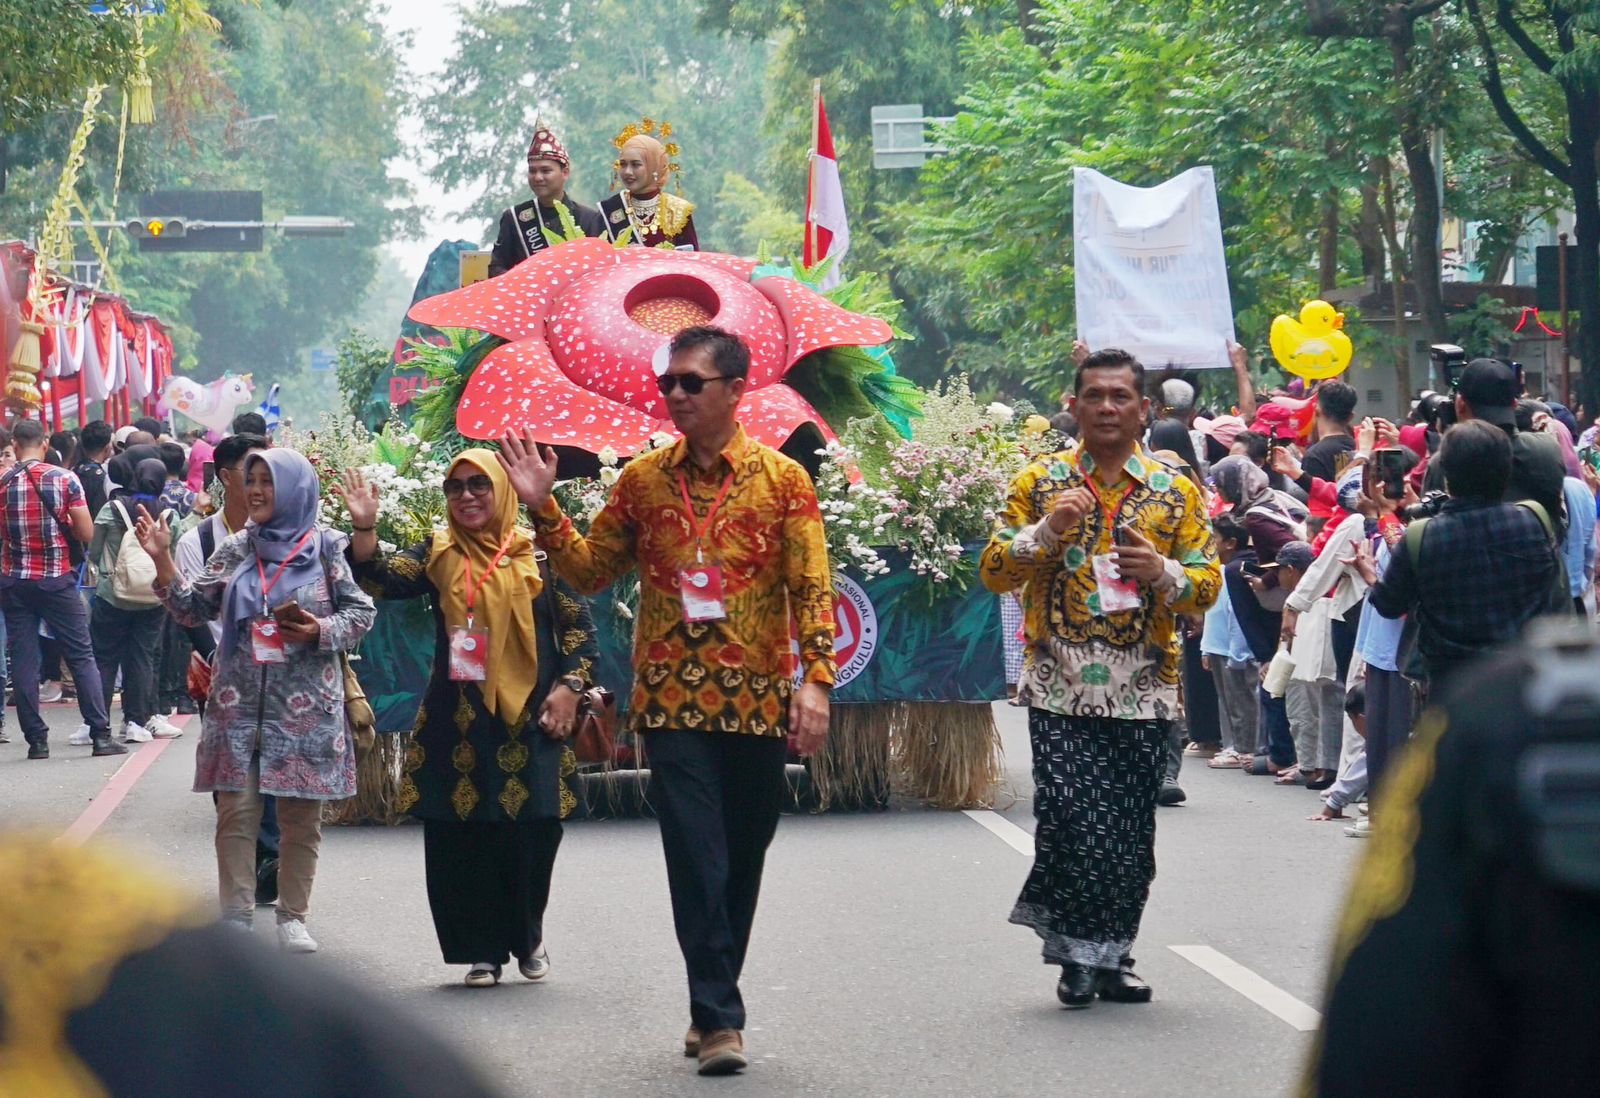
<box><xmin>962</xmin><ymin>809</ymin><xmax>1035</xmax><ymax>856</ymax></box>
<box><xmin>962</xmin><ymin>810</ymin><xmax>1323</xmax><ymax>1033</ymax></box>
<box><xmin>1168</xmin><ymin>945</ymin><xmax>1323</xmax><ymax>1031</ymax></box>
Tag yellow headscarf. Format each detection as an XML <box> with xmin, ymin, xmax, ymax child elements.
<box><xmin>620</xmin><ymin>133</ymin><xmax>670</xmax><ymax>191</ymax></box>
<box><xmin>425</xmin><ymin>450</ymin><xmax>543</xmax><ymax>721</ymax></box>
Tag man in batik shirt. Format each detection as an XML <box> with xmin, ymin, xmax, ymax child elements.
<box><xmin>981</xmin><ymin>348</ymin><xmax>1220</xmax><ymax>1010</ymax></box>
<box><xmin>498</xmin><ymin>325</ymin><xmax>834</xmax><ymax>1077</ymax></box>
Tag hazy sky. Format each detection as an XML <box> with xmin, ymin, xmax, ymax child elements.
<box><xmin>378</xmin><ymin>1</ymin><xmax>481</xmax><ymax>277</ymax></box>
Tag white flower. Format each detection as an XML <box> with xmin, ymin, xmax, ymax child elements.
<box><xmin>648</xmin><ymin>431</ymin><xmax>675</xmax><ymax>450</ymax></box>
<box><xmin>599</xmin><ymin>466</ymin><xmax>620</xmax><ymax>487</ymax></box>
<box><xmin>597</xmin><ymin>446</ymin><xmax>619</xmax><ymax>467</ymax></box>
<box><xmin>986</xmin><ymin>402</ymin><xmax>1014</xmax><ymax>425</ymax></box>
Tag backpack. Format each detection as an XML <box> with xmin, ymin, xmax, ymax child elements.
<box><xmin>108</xmin><ymin>500</ymin><xmax>161</xmax><ymax>606</ymax></box>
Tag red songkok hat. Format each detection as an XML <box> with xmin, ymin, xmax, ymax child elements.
<box><xmin>527</xmin><ymin>125</ymin><xmax>569</xmax><ymax>167</ymax></box>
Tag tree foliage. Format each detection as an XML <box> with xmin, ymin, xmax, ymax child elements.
<box><xmin>0</xmin><ymin>0</ymin><xmax>410</xmax><ymax>393</ymax></box>
<box><xmin>420</xmin><ymin>0</ymin><xmax>771</xmax><ymax>248</ymax></box>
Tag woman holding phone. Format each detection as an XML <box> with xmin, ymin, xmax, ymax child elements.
<box><xmin>136</xmin><ymin>449</ymin><xmax>375</xmax><ymax>953</ymax></box>
<box><xmin>335</xmin><ymin>453</ymin><xmax>598</xmax><ymax>988</ymax></box>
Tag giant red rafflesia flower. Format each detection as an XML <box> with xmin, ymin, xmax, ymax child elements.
<box><xmin>407</xmin><ymin>238</ymin><xmax>893</xmax><ymax>454</ymax></box>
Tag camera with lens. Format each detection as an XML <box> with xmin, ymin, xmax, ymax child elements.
<box><xmin>1428</xmin><ymin>344</ymin><xmax>1466</xmax><ymax>428</ymax></box>
<box><xmin>1404</xmin><ymin>490</ymin><xmax>1448</xmax><ymax>521</ymax></box>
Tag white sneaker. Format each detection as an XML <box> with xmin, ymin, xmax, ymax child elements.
<box><xmin>39</xmin><ymin>680</ymin><xmax>63</xmax><ymax>704</ymax></box>
<box><xmin>464</xmin><ymin>962</ymin><xmax>501</xmax><ymax>987</ymax></box>
<box><xmin>1344</xmin><ymin>818</ymin><xmax>1371</xmax><ymax>839</ymax></box>
<box><xmin>68</xmin><ymin>724</ymin><xmax>93</xmax><ymax>746</ymax></box>
<box><xmin>123</xmin><ymin>721</ymin><xmax>153</xmax><ymax>743</ymax></box>
<box><xmin>145</xmin><ymin>714</ymin><xmax>184</xmax><ymax>739</ymax></box>
<box><xmin>518</xmin><ymin>946</ymin><xmax>550</xmax><ymax>981</ymax></box>
<box><xmin>277</xmin><ymin>920</ymin><xmax>319</xmax><ymax>953</ymax></box>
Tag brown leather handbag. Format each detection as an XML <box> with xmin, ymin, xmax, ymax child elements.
<box><xmin>572</xmin><ymin>686</ymin><xmax>616</xmax><ymax>766</ymax></box>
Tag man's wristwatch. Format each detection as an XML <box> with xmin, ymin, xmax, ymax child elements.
<box><xmin>560</xmin><ymin>674</ymin><xmax>586</xmax><ymax>694</ymax></box>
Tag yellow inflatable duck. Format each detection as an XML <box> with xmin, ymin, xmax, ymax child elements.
<box><xmin>1270</xmin><ymin>300</ymin><xmax>1353</xmax><ymax>380</ymax></box>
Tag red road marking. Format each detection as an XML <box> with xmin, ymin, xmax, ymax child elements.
<box><xmin>58</xmin><ymin>714</ymin><xmax>193</xmax><ymax>844</ymax></box>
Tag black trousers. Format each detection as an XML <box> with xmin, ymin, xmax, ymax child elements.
<box><xmin>91</xmin><ymin>600</ymin><xmax>163</xmax><ymax>729</ymax></box>
<box><xmin>643</xmin><ymin>731</ymin><xmax>789</xmax><ymax>1032</ymax></box>
<box><xmin>422</xmin><ymin>818</ymin><xmax>563</xmax><ymax>967</ymax></box>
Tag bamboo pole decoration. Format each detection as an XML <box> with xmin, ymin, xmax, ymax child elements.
<box><xmin>127</xmin><ymin>13</ymin><xmax>155</xmax><ymax>125</ymax></box>
<box><xmin>12</xmin><ymin>86</ymin><xmax>104</xmax><ymax>403</ymax></box>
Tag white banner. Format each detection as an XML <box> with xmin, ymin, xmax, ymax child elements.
<box><xmin>1073</xmin><ymin>166</ymin><xmax>1235</xmax><ymax>369</ymax></box>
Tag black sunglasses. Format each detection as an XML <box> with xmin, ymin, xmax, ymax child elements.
<box><xmin>655</xmin><ymin>373</ymin><xmax>737</xmax><ymax>396</ymax></box>
<box><xmin>442</xmin><ymin>473</ymin><xmax>494</xmax><ymax>498</ymax></box>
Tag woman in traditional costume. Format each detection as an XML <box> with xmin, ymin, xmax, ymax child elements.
<box><xmin>601</xmin><ymin>124</ymin><xmax>698</xmax><ymax>250</ymax></box>
<box><xmin>338</xmin><ymin>453</ymin><xmax>597</xmax><ymax>987</ymax></box>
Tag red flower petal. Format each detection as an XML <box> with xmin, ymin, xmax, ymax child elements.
<box><xmin>456</xmin><ymin>340</ymin><xmax>660</xmax><ymax>451</ymax></box>
<box><xmin>752</xmin><ymin>277</ymin><xmax>894</xmax><ymax>371</ymax></box>
<box><xmin>407</xmin><ymin>238</ymin><xmax>621</xmax><ymax>342</ymax></box>
<box><xmin>736</xmin><ymin>384</ymin><xmax>838</xmax><ymax>453</ymax></box>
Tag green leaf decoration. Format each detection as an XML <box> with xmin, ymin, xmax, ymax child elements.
<box><xmin>403</xmin><ymin>329</ymin><xmax>506</xmax><ymax>458</ymax></box>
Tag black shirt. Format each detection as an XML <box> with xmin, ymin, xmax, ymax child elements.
<box><xmin>488</xmin><ymin>197</ymin><xmax>607</xmax><ymax>276</ymax></box>
<box><xmin>74</xmin><ymin>460</ymin><xmax>108</xmax><ymax>520</ymax></box>
<box><xmin>1301</xmin><ymin>432</ymin><xmax>1354</xmax><ymax>483</ymax></box>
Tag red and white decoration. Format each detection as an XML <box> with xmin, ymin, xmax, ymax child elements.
<box><xmin>804</xmin><ymin>86</ymin><xmax>851</xmax><ymax>292</ymax></box>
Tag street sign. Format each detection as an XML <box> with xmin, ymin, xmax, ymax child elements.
<box><xmin>309</xmin><ymin>348</ymin><xmax>336</xmax><ymax>372</ymax></box>
<box><xmin>870</xmin><ymin>104</ymin><xmax>952</xmax><ymax>170</ymax></box>
<box><xmin>136</xmin><ymin>190</ymin><xmax>264</xmax><ymax>252</ymax></box>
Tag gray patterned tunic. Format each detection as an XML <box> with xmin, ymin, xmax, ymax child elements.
<box><xmin>156</xmin><ymin>531</ymin><xmax>376</xmax><ymax>799</ymax></box>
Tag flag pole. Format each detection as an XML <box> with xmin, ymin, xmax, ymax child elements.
<box><xmin>806</xmin><ymin>78</ymin><xmax>821</xmax><ymax>269</ymax></box>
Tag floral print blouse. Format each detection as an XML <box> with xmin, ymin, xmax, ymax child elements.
<box><xmin>157</xmin><ymin>532</ymin><xmax>376</xmax><ymax>799</ymax></box>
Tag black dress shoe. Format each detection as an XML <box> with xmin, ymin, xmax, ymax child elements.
<box><xmin>27</xmin><ymin>743</ymin><xmax>49</xmax><ymax>760</ymax></box>
<box><xmin>1158</xmin><ymin>781</ymin><xmax>1187</xmax><ymax>806</ymax></box>
<box><xmin>1097</xmin><ymin>957</ymin><xmax>1153</xmax><ymax>1003</ymax></box>
<box><xmin>1056</xmin><ymin>963</ymin><xmax>1098</xmax><ymax>1009</ymax></box>
<box><xmin>92</xmin><ymin>738</ymin><xmax>129</xmax><ymax>757</ymax></box>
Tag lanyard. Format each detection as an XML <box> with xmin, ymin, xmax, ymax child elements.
<box><xmin>255</xmin><ymin>529</ymin><xmax>317</xmax><ymax>613</ymax></box>
<box><xmin>460</xmin><ymin>532</ymin><xmax>517</xmax><ymax>629</ymax></box>
<box><xmin>677</xmin><ymin>470</ymin><xmax>736</xmax><ymax>564</ymax></box>
<box><xmin>1083</xmin><ymin>472</ymin><xmax>1135</xmax><ymax>545</ymax></box>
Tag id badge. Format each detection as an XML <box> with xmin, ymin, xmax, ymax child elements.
<box><xmin>448</xmin><ymin>626</ymin><xmax>490</xmax><ymax>682</ymax></box>
<box><xmin>678</xmin><ymin>564</ymin><xmax>728</xmax><ymax>623</ymax></box>
<box><xmin>250</xmin><ymin>618</ymin><xmax>287</xmax><ymax>664</ymax></box>
<box><xmin>1091</xmin><ymin>554</ymin><xmax>1143</xmax><ymax>614</ymax></box>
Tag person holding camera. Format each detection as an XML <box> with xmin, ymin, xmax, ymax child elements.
<box><xmin>1423</xmin><ymin>358</ymin><xmax>1566</xmax><ymax>535</ymax></box>
<box><xmin>1357</xmin><ymin>420</ymin><xmax>1563</xmax><ymax>694</ymax></box>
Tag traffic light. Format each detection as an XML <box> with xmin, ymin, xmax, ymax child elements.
<box><xmin>126</xmin><ymin>216</ymin><xmax>187</xmax><ymax>240</ymax></box>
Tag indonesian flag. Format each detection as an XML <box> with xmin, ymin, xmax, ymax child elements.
<box><xmin>804</xmin><ymin>85</ymin><xmax>850</xmax><ymax>291</ymax></box>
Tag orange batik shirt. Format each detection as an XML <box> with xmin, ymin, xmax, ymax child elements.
<box><xmin>532</xmin><ymin>426</ymin><xmax>837</xmax><ymax>736</ymax></box>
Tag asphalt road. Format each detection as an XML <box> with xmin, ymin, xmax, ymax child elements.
<box><xmin>4</xmin><ymin>700</ymin><xmax>1361</xmax><ymax>1096</ymax></box>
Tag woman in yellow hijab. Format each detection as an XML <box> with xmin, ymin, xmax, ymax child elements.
<box><xmin>340</xmin><ymin>451</ymin><xmax>599</xmax><ymax>987</ymax></box>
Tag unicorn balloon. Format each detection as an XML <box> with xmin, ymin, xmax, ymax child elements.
<box><xmin>158</xmin><ymin>373</ymin><xmax>255</xmax><ymax>440</ymax></box>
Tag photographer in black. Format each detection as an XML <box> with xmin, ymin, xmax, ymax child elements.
<box><xmin>1422</xmin><ymin>357</ymin><xmax>1566</xmax><ymax>534</ymax></box>
<box><xmin>1359</xmin><ymin>420</ymin><xmax>1564</xmax><ymax>693</ymax></box>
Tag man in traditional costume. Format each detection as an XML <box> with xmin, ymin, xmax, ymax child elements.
<box><xmin>601</xmin><ymin>124</ymin><xmax>699</xmax><ymax>250</ymax></box>
<box><xmin>487</xmin><ymin>123</ymin><xmax>607</xmax><ymax>278</ymax></box>
<box><xmin>981</xmin><ymin>348</ymin><xmax>1221</xmax><ymax>1010</ymax></box>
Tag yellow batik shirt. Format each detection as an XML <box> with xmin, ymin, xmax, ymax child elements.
<box><xmin>980</xmin><ymin>446</ymin><xmax>1221</xmax><ymax>721</ymax></box>
<box><xmin>533</xmin><ymin>426</ymin><xmax>836</xmax><ymax>736</ymax></box>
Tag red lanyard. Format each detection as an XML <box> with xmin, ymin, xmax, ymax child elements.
<box><xmin>461</xmin><ymin>532</ymin><xmax>517</xmax><ymax>627</ymax></box>
<box><xmin>677</xmin><ymin>470</ymin><xmax>736</xmax><ymax>563</ymax></box>
<box><xmin>1083</xmin><ymin>473</ymin><xmax>1134</xmax><ymax>543</ymax></box>
<box><xmin>255</xmin><ymin>529</ymin><xmax>317</xmax><ymax>612</ymax></box>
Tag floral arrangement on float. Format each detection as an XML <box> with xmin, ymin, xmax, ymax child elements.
<box><xmin>358</xmin><ymin>239</ymin><xmax>1056</xmax><ymax>814</ymax></box>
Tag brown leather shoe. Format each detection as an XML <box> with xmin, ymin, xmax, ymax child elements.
<box><xmin>696</xmin><ymin>1028</ymin><xmax>747</xmax><ymax>1076</ymax></box>
<box><xmin>683</xmin><ymin>1025</ymin><xmax>701</xmax><ymax>1058</ymax></box>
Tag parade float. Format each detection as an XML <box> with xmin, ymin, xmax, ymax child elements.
<box><xmin>320</xmin><ymin>238</ymin><xmax>1054</xmax><ymax>821</ymax></box>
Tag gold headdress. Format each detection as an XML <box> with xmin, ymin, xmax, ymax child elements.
<box><xmin>612</xmin><ymin>117</ymin><xmax>683</xmax><ymax>194</ymax></box>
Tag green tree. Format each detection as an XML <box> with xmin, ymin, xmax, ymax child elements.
<box><xmin>0</xmin><ymin>1</ymin><xmax>408</xmax><ymax>390</ymax></box>
<box><xmin>420</xmin><ymin>0</ymin><xmax>771</xmax><ymax>248</ymax></box>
